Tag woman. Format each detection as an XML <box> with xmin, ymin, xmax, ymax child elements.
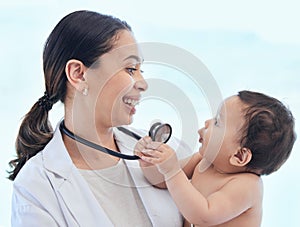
<box><xmin>8</xmin><ymin>10</ymin><xmax>191</xmax><ymax>226</ymax></box>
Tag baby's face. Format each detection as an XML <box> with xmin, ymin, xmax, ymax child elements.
<box><xmin>197</xmin><ymin>95</ymin><xmax>246</xmax><ymax>171</ymax></box>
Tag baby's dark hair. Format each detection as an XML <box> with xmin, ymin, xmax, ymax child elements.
<box><xmin>238</xmin><ymin>90</ymin><xmax>296</xmax><ymax>175</ymax></box>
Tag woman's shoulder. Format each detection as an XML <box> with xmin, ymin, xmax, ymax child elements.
<box><xmin>13</xmin><ymin>152</ymin><xmax>46</xmax><ymax>186</ymax></box>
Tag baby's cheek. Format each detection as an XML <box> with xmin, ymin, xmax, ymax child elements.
<box><xmin>198</xmin><ymin>143</ymin><xmax>205</xmax><ymax>156</ymax></box>
<box><xmin>199</xmin><ymin>149</ymin><xmax>205</xmax><ymax>157</ymax></box>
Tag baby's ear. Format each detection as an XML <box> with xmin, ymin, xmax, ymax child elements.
<box><xmin>229</xmin><ymin>147</ymin><xmax>252</xmax><ymax>167</ymax></box>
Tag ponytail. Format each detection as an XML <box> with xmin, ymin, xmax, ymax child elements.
<box><xmin>8</xmin><ymin>10</ymin><xmax>132</xmax><ymax>180</ymax></box>
<box><xmin>8</xmin><ymin>93</ymin><xmax>54</xmax><ymax>180</ymax></box>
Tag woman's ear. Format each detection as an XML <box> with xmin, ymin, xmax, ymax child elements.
<box><xmin>65</xmin><ymin>59</ymin><xmax>87</xmax><ymax>93</ymax></box>
<box><xmin>229</xmin><ymin>147</ymin><xmax>252</xmax><ymax>167</ymax></box>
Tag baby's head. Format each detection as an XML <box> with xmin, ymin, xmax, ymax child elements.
<box><xmin>238</xmin><ymin>90</ymin><xmax>296</xmax><ymax>175</ymax></box>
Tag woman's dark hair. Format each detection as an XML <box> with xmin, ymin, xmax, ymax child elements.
<box><xmin>8</xmin><ymin>10</ymin><xmax>131</xmax><ymax>180</ymax></box>
<box><xmin>238</xmin><ymin>90</ymin><xmax>296</xmax><ymax>175</ymax></box>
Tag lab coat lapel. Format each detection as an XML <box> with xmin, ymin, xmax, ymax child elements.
<box><xmin>56</xmin><ymin>169</ymin><xmax>113</xmax><ymax>226</ymax></box>
<box><xmin>43</xmin><ymin>126</ymin><xmax>113</xmax><ymax>226</ymax></box>
<box><xmin>114</xmin><ymin>127</ymin><xmax>182</xmax><ymax>226</ymax></box>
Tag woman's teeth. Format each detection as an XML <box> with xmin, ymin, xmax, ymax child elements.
<box><xmin>123</xmin><ymin>98</ymin><xmax>138</xmax><ymax>106</ymax></box>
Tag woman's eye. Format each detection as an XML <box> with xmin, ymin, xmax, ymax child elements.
<box><xmin>126</xmin><ymin>67</ymin><xmax>137</xmax><ymax>76</ymax></box>
<box><xmin>126</xmin><ymin>67</ymin><xmax>144</xmax><ymax>76</ymax></box>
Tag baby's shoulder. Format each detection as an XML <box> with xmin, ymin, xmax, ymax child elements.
<box><xmin>230</xmin><ymin>172</ymin><xmax>263</xmax><ymax>196</ymax></box>
<box><xmin>233</xmin><ymin>172</ymin><xmax>262</xmax><ymax>184</ymax></box>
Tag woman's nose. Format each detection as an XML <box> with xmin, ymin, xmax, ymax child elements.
<box><xmin>134</xmin><ymin>73</ymin><xmax>148</xmax><ymax>91</ymax></box>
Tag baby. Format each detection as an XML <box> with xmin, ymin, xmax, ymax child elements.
<box><xmin>135</xmin><ymin>90</ymin><xmax>296</xmax><ymax>227</ymax></box>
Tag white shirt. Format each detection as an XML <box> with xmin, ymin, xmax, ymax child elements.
<box><xmin>11</xmin><ymin>123</ymin><xmax>192</xmax><ymax>226</ymax></box>
<box><xmin>79</xmin><ymin>160</ymin><xmax>152</xmax><ymax>226</ymax></box>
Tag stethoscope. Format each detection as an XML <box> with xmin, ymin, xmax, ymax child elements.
<box><xmin>59</xmin><ymin>120</ymin><xmax>172</xmax><ymax>160</ymax></box>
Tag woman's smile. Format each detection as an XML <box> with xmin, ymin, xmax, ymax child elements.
<box><xmin>122</xmin><ymin>95</ymin><xmax>140</xmax><ymax>115</ymax></box>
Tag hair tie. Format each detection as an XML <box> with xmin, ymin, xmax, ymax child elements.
<box><xmin>38</xmin><ymin>92</ymin><xmax>53</xmax><ymax>111</ymax></box>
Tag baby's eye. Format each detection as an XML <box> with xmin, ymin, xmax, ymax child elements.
<box><xmin>214</xmin><ymin>117</ymin><xmax>219</xmax><ymax>126</ymax></box>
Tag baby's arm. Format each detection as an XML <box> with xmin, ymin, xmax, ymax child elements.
<box><xmin>141</xmin><ymin>141</ymin><xmax>263</xmax><ymax>226</ymax></box>
<box><xmin>181</xmin><ymin>152</ymin><xmax>202</xmax><ymax>179</ymax></box>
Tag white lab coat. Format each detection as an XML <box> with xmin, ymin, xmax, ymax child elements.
<box><xmin>11</xmin><ymin>123</ymin><xmax>192</xmax><ymax>226</ymax></box>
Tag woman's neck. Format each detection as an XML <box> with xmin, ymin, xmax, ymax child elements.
<box><xmin>62</xmin><ymin>117</ymin><xmax>120</xmax><ymax>170</ymax></box>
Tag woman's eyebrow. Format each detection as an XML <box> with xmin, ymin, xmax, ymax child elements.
<box><xmin>123</xmin><ymin>55</ymin><xmax>144</xmax><ymax>63</ymax></box>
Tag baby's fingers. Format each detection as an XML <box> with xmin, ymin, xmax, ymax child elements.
<box><xmin>142</xmin><ymin>136</ymin><xmax>153</xmax><ymax>144</ymax></box>
<box><xmin>134</xmin><ymin>150</ymin><xmax>144</xmax><ymax>158</ymax></box>
<box><xmin>140</xmin><ymin>149</ymin><xmax>166</xmax><ymax>165</ymax></box>
<box><xmin>142</xmin><ymin>149</ymin><xmax>162</xmax><ymax>157</ymax></box>
<box><xmin>141</xmin><ymin>155</ymin><xmax>161</xmax><ymax>165</ymax></box>
<box><xmin>145</xmin><ymin>141</ymin><xmax>163</xmax><ymax>150</ymax></box>
<box><xmin>134</xmin><ymin>136</ymin><xmax>152</xmax><ymax>153</ymax></box>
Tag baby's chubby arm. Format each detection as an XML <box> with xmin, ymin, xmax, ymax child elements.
<box><xmin>135</xmin><ymin>138</ymin><xmax>262</xmax><ymax>226</ymax></box>
<box><xmin>134</xmin><ymin>136</ymin><xmax>201</xmax><ymax>188</ymax></box>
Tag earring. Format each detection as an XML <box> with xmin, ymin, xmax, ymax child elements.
<box><xmin>82</xmin><ymin>88</ymin><xmax>88</xmax><ymax>96</ymax></box>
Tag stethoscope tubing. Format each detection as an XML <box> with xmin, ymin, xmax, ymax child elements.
<box><xmin>60</xmin><ymin>120</ymin><xmax>141</xmax><ymax>160</ymax></box>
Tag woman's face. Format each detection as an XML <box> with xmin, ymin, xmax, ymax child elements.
<box><xmin>85</xmin><ymin>30</ymin><xmax>148</xmax><ymax>129</ymax></box>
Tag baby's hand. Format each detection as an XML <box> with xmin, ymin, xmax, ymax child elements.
<box><xmin>141</xmin><ymin>142</ymin><xmax>181</xmax><ymax>180</ymax></box>
<box><xmin>134</xmin><ymin>136</ymin><xmax>158</xmax><ymax>167</ymax></box>
<box><xmin>134</xmin><ymin>136</ymin><xmax>152</xmax><ymax>158</ymax></box>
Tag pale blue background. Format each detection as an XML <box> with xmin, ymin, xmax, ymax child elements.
<box><xmin>1</xmin><ymin>1</ymin><xmax>299</xmax><ymax>226</ymax></box>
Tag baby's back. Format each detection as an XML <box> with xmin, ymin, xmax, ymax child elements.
<box><xmin>184</xmin><ymin>163</ymin><xmax>263</xmax><ymax>227</ymax></box>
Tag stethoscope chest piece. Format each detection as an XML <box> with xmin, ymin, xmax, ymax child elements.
<box><xmin>149</xmin><ymin>122</ymin><xmax>172</xmax><ymax>143</ymax></box>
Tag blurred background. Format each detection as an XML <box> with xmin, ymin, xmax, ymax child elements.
<box><xmin>1</xmin><ymin>1</ymin><xmax>299</xmax><ymax>226</ymax></box>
